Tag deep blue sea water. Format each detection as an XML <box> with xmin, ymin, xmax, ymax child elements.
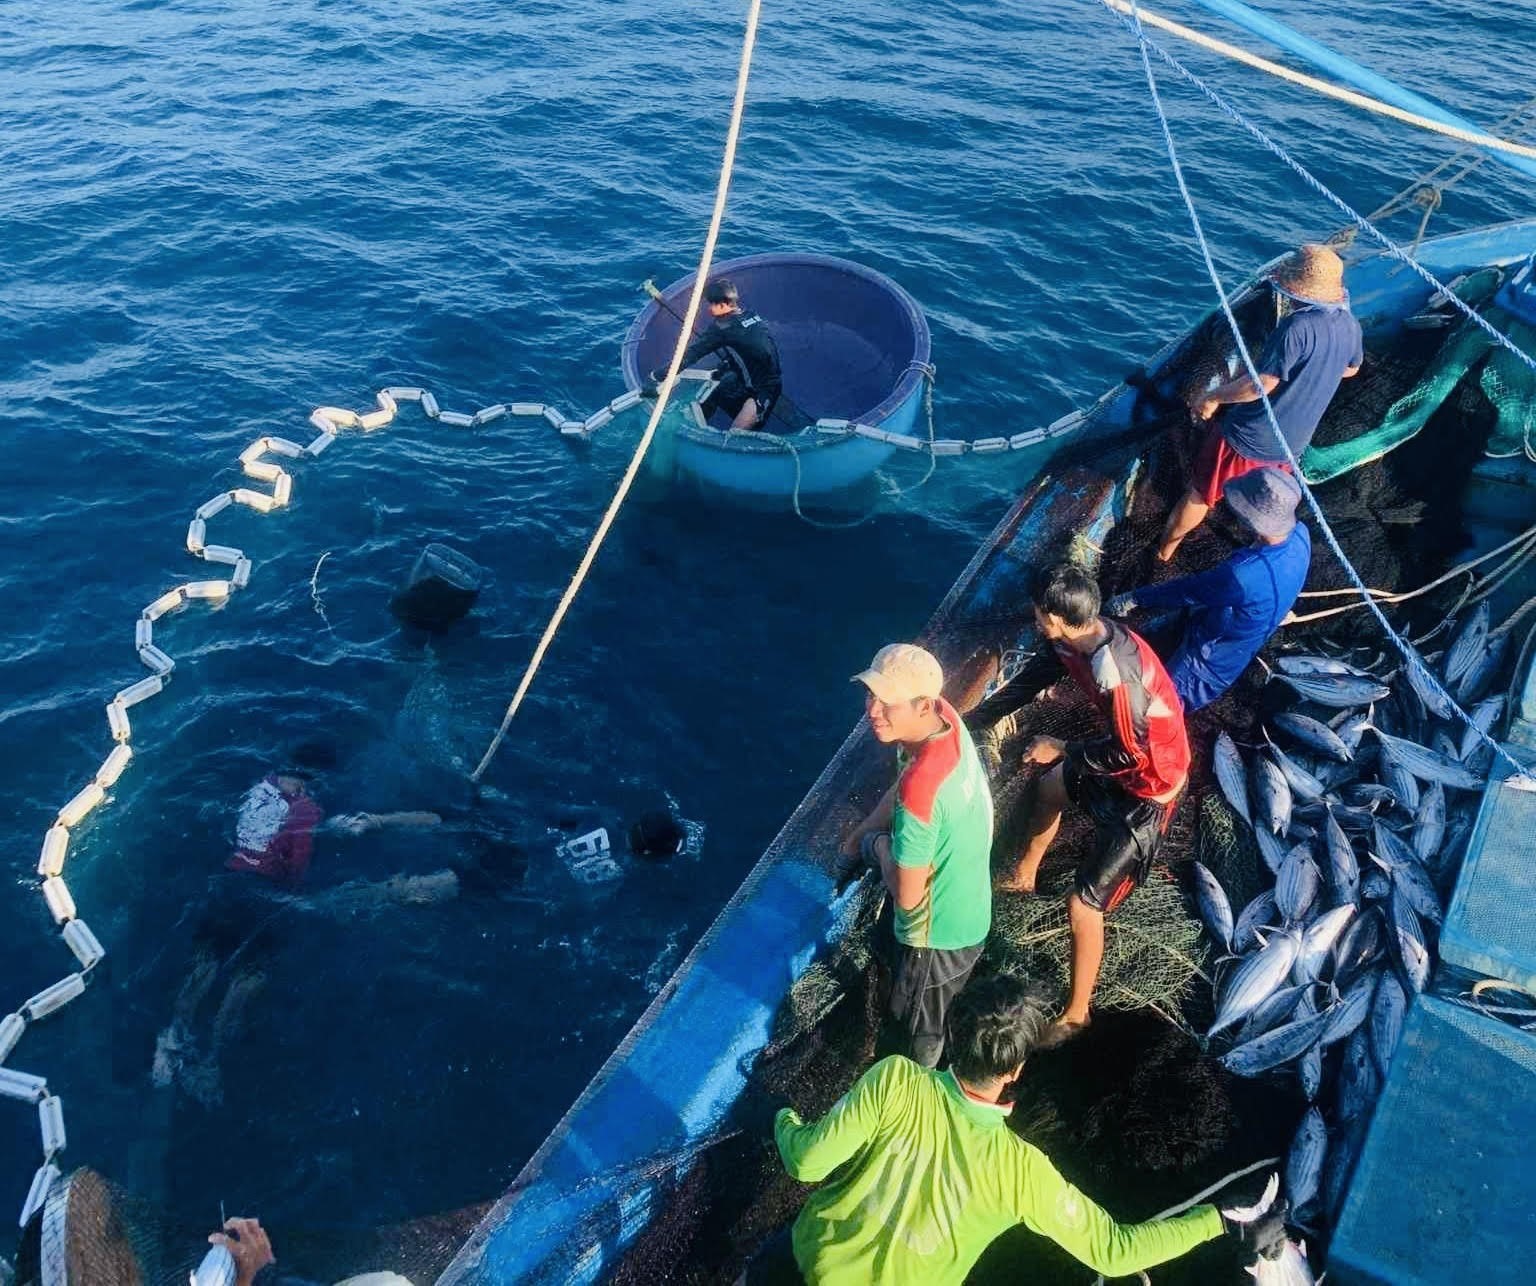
<box><xmin>2</xmin><ymin>0</ymin><xmax>1533</xmax><ymax>1257</ymax></box>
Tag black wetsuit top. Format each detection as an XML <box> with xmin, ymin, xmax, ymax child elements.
<box><xmin>673</xmin><ymin>310</ymin><xmax>782</xmax><ymax>396</ymax></box>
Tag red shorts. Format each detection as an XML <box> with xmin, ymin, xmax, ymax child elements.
<box><xmin>1191</xmin><ymin>428</ymin><xmax>1291</xmax><ymax>508</ymax></box>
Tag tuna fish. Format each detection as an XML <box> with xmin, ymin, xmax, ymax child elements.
<box><xmin>1457</xmin><ymin>631</ymin><xmax>1509</xmax><ymax>704</ymax></box>
<box><xmin>1458</xmin><ymin>694</ymin><xmax>1505</xmax><ymax>762</ymax></box>
<box><xmin>1360</xmin><ymin>867</ymin><xmax>1392</xmax><ymax>902</ymax></box>
<box><xmin>1286</xmin><ymin>1106</ymin><xmax>1328</xmax><ymax>1213</ymax></box>
<box><xmin>1321</xmin><ymin>1119</ymin><xmax>1366</xmax><ymax>1219</ymax></box>
<box><xmin>1332</xmin><ymin>908</ymin><xmax>1385</xmax><ymax>989</ymax></box>
<box><xmin>1443</xmin><ymin>601</ymin><xmax>1490</xmax><ymax>688</ymax></box>
<box><xmin>1372</xmin><ymin>823</ymin><xmax>1443</xmax><ymax>926</ymax></box>
<box><xmin>1273</xmin><ymin>711</ymin><xmax>1353</xmax><ymax>762</ymax></box>
<box><xmin>1377</xmin><ymin>741</ymin><xmax>1421</xmax><ymax>813</ymax></box>
<box><xmin>1337</xmin><ymin>1026</ymin><xmax>1379</xmax><ymax>1123</ymax></box>
<box><xmin>1331</xmin><ymin>706</ymin><xmax>1372</xmax><ymax>755</ymax></box>
<box><xmin>1211</xmin><ymin>930</ymin><xmax>1303</xmax><ymax>1036</ymax></box>
<box><xmin>1222</xmin><ymin>1004</ymin><xmax>1334</xmax><ymax>1077</ymax></box>
<box><xmin>1247</xmin><ymin>1240</ymin><xmax>1319</xmax><ymax>1286</ymax></box>
<box><xmin>1370</xmin><ymin>970</ymin><xmax>1408</xmax><ymax>1075</ymax></box>
<box><xmin>1341</xmin><ymin>782</ymin><xmax>1396</xmax><ymax>809</ymax></box>
<box><xmin>1213</xmin><ymin>731</ymin><xmax>1252</xmax><ymax>827</ymax></box>
<box><xmin>1298</xmin><ymin>1040</ymin><xmax>1322</xmax><ymax>1100</ymax></box>
<box><xmin>1277</xmin><ymin>654</ymin><xmax>1371</xmax><ymax>678</ymax></box>
<box><xmin>1322</xmin><ymin>807</ymin><xmax>1360</xmax><ymax>906</ymax></box>
<box><xmin>1276</xmin><ymin>845</ymin><xmax>1321</xmax><ymax>925</ymax></box>
<box><xmin>1268</xmin><ymin>741</ymin><xmax>1327</xmax><ymax>802</ymax></box>
<box><xmin>1371</xmin><ymin>726</ymin><xmax>1485</xmax><ymax>791</ymax></box>
<box><xmin>1190</xmin><ymin>862</ymin><xmax>1234</xmax><ymax>954</ymax></box>
<box><xmin>1275</xmin><ymin>671</ymin><xmax>1392</xmax><ymax>708</ymax></box>
<box><xmin>1254</xmin><ymin>823</ymin><xmax>1288</xmax><ymax>876</ymax></box>
<box><xmin>1412</xmin><ymin>781</ymin><xmax>1445</xmax><ymax>864</ymax></box>
<box><xmin>1255</xmin><ymin>753</ymin><xmax>1293</xmax><ymax>835</ymax></box>
<box><xmin>1390</xmin><ymin>885</ymin><xmax>1431</xmax><ymax>993</ymax></box>
<box><xmin>1320</xmin><ymin>971</ymin><xmax>1374</xmax><ymax>1046</ymax></box>
<box><xmin>1403</xmin><ymin>651</ymin><xmax>1457</xmax><ymax>721</ymax></box>
<box><xmin>1233</xmin><ymin>889</ymin><xmax>1278</xmax><ymax>954</ymax></box>
<box><xmin>1238</xmin><ymin>982</ymin><xmax>1309</xmax><ymax>1043</ymax></box>
<box><xmin>1295</xmin><ymin>905</ymin><xmax>1354</xmax><ymax>983</ymax></box>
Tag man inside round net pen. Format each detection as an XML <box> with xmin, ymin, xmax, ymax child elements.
<box><xmin>988</xmin><ymin>563</ymin><xmax>1189</xmax><ymax>1047</ymax></box>
<box><xmin>739</xmin><ymin>973</ymin><xmax>1287</xmax><ymax>1285</ymax></box>
<box><xmin>1156</xmin><ymin>243</ymin><xmax>1362</xmax><ymax>564</ymax></box>
<box><xmin>643</xmin><ymin>277</ymin><xmax>784</xmax><ymax>431</ymax></box>
<box><xmin>1106</xmin><ymin>467</ymin><xmax>1310</xmax><ymax>712</ymax></box>
<box><xmin>837</xmin><ymin>643</ymin><xmax>993</xmax><ymax>1069</ymax></box>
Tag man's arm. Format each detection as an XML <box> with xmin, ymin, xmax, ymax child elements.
<box><xmin>1121</xmin><ymin>561</ymin><xmax>1245</xmax><ymax>613</ymax></box>
<box><xmin>1012</xmin><ymin>1147</ymin><xmax>1225</xmax><ymax>1275</ymax></box>
<box><xmin>840</xmin><ymin>783</ymin><xmax>897</xmax><ymax>858</ymax></box>
<box><xmin>774</xmin><ymin>1057</ymin><xmax>901</xmax><ymax>1182</ymax></box>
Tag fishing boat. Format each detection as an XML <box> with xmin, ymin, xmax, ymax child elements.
<box><xmin>620</xmin><ymin>252</ymin><xmax>932</xmax><ymax>500</ymax></box>
<box><xmin>437</xmin><ymin>217</ymin><xmax>1536</xmax><ymax>1284</ymax></box>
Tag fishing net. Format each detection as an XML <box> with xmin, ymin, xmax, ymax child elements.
<box><xmin>9</xmin><ymin>1167</ymin><xmax>486</xmax><ymax>1286</ymax></box>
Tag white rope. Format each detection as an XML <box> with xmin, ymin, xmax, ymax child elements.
<box><xmin>468</xmin><ymin>0</ymin><xmax>764</xmax><ymax>784</ymax></box>
<box><xmin>1099</xmin><ymin>0</ymin><xmax>1536</xmax><ymax>162</ymax></box>
<box><xmin>1089</xmin><ymin>1156</ymin><xmax>1281</xmax><ymax>1284</ymax></box>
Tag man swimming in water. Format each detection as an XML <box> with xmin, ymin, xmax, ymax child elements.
<box><xmin>153</xmin><ymin>764</ymin><xmax>520</xmax><ymax>1105</ymax></box>
<box><xmin>645</xmin><ymin>277</ymin><xmax>783</xmax><ymax>431</ymax></box>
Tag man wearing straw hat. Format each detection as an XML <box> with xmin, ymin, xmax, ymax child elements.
<box><xmin>1157</xmin><ymin>244</ymin><xmax>1362</xmax><ymax>563</ymax></box>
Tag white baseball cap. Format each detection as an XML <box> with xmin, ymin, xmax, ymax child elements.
<box><xmin>852</xmin><ymin>643</ymin><xmax>944</xmax><ymax>704</ymax></box>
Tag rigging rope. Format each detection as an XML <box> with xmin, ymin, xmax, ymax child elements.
<box><xmin>1100</xmin><ymin>0</ymin><xmax>1536</xmax><ymax>162</ymax></box>
<box><xmin>1119</xmin><ymin>0</ymin><xmax>1536</xmax><ymax>790</ymax></box>
<box><xmin>1106</xmin><ymin>8</ymin><xmax>1536</xmax><ymax>395</ymax></box>
<box><xmin>469</xmin><ymin>0</ymin><xmax>764</xmax><ymax>784</ymax></box>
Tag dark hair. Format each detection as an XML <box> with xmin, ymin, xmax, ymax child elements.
<box><xmin>629</xmin><ymin>809</ymin><xmax>685</xmax><ymax>860</ymax></box>
<box><xmin>1031</xmin><ymin>562</ymin><xmax>1101</xmax><ymax>629</ymax></box>
<box><xmin>705</xmin><ymin>278</ymin><xmax>739</xmax><ymax>306</ymax></box>
<box><xmin>946</xmin><ymin>973</ymin><xmax>1047</xmax><ymax>1082</ymax></box>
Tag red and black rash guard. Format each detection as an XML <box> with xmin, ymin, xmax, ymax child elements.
<box><xmin>1053</xmin><ymin>619</ymin><xmax>1190</xmax><ymax>801</ymax></box>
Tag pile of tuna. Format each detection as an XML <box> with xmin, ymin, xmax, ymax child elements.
<box><xmin>1189</xmin><ymin>606</ymin><xmax>1505</xmax><ymax>1256</ymax></box>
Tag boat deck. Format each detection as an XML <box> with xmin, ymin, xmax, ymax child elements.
<box><xmin>1327</xmin><ymin>995</ymin><xmax>1536</xmax><ymax>1285</ymax></box>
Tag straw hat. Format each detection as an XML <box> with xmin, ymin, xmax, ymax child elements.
<box><xmin>1272</xmin><ymin>243</ymin><xmax>1346</xmax><ymax>305</ymax></box>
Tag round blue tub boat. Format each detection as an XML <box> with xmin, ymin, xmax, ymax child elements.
<box><xmin>620</xmin><ymin>252</ymin><xmax>931</xmax><ymax>500</ymax></box>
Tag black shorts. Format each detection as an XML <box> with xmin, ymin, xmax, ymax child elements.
<box><xmin>702</xmin><ymin>373</ymin><xmax>781</xmax><ymax>429</ymax></box>
<box><xmin>1064</xmin><ymin>763</ymin><xmax>1176</xmax><ymax>915</ymax></box>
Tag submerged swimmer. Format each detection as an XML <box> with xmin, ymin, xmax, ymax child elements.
<box><xmin>154</xmin><ymin>760</ymin><xmax>526</xmax><ymax>1105</ymax></box>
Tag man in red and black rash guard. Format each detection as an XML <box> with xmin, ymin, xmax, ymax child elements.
<box><xmin>996</xmin><ymin>563</ymin><xmax>1189</xmax><ymax>1046</ymax></box>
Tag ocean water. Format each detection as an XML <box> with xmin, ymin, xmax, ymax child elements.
<box><xmin>2</xmin><ymin>0</ymin><xmax>1532</xmax><ymax>1261</ymax></box>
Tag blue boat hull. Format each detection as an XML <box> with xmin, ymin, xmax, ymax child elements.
<box><xmin>439</xmin><ymin>219</ymin><xmax>1536</xmax><ymax>1284</ymax></box>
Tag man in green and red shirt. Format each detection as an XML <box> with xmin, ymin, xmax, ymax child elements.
<box><xmin>840</xmin><ymin>643</ymin><xmax>993</xmax><ymax>1068</ymax></box>
<box><xmin>745</xmin><ymin>973</ymin><xmax>1285</xmax><ymax>1285</ymax></box>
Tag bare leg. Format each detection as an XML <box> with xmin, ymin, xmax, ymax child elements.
<box><xmin>730</xmin><ymin>397</ymin><xmax>760</xmax><ymax>430</ymax></box>
<box><xmin>997</xmin><ymin>764</ymin><xmax>1067</xmax><ymax>893</ymax></box>
<box><xmin>1061</xmin><ymin>892</ymin><xmax>1106</xmax><ymax>1026</ymax></box>
<box><xmin>211</xmin><ymin>969</ymin><xmax>267</xmax><ymax>1053</ymax></box>
<box><xmin>1156</xmin><ymin>487</ymin><xmax>1210</xmax><ymax>563</ymax></box>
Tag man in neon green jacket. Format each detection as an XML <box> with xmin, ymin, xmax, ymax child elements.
<box><xmin>747</xmin><ymin>974</ymin><xmax>1284</xmax><ymax>1284</ymax></box>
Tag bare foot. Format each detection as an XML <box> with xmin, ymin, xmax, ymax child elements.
<box><xmin>994</xmin><ymin>873</ymin><xmax>1037</xmax><ymax>895</ymax></box>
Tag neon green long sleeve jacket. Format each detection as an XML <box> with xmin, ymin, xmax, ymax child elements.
<box><xmin>774</xmin><ymin>1056</ymin><xmax>1223</xmax><ymax>1285</ymax></box>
